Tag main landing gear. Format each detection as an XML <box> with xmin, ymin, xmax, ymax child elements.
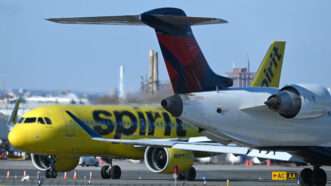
<box><xmin>100</xmin><ymin>159</ymin><xmax>121</xmax><ymax>179</ymax></box>
<box><xmin>299</xmin><ymin>166</ymin><xmax>327</xmax><ymax>186</ymax></box>
<box><xmin>177</xmin><ymin>167</ymin><xmax>197</xmax><ymax>181</ymax></box>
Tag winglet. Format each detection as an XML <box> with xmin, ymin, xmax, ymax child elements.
<box><xmin>7</xmin><ymin>97</ymin><xmax>21</xmax><ymax>131</ymax></box>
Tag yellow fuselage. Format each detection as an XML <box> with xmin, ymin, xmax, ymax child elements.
<box><xmin>8</xmin><ymin>105</ymin><xmax>201</xmax><ymax>159</ymax></box>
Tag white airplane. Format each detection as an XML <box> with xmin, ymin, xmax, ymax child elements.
<box><xmin>48</xmin><ymin>8</ymin><xmax>328</xmax><ymax>186</ymax></box>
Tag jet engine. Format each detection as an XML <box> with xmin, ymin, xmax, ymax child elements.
<box><xmin>265</xmin><ymin>84</ymin><xmax>331</xmax><ymax>119</ymax></box>
<box><xmin>144</xmin><ymin>147</ymin><xmax>193</xmax><ymax>174</ymax></box>
<box><xmin>161</xmin><ymin>95</ymin><xmax>183</xmax><ymax>117</ymax></box>
<box><xmin>31</xmin><ymin>154</ymin><xmax>79</xmax><ymax>172</ymax></box>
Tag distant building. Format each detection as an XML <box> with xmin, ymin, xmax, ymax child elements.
<box><xmin>141</xmin><ymin>49</ymin><xmax>161</xmax><ymax>94</ymax></box>
<box><xmin>227</xmin><ymin>67</ymin><xmax>255</xmax><ymax>88</ymax></box>
<box><xmin>24</xmin><ymin>93</ymin><xmax>89</xmax><ymax>105</ymax></box>
<box><xmin>0</xmin><ymin>91</ymin><xmax>89</xmax><ymax>116</ymax></box>
<box><xmin>118</xmin><ymin>65</ymin><xmax>126</xmax><ymax>100</ymax></box>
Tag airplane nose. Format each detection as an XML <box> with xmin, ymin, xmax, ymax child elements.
<box><xmin>8</xmin><ymin>130</ymin><xmax>24</xmax><ymax>149</ymax></box>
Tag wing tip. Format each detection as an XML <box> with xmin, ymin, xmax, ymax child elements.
<box><xmin>46</xmin><ymin>18</ymin><xmax>66</xmax><ymax>24</ymax></box>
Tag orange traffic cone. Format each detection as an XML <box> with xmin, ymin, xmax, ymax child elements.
<box><xmin>244</xmin><ymin>160</ymin><xmax>253</xmax><ymax>167</ymax></box>
<box><xmin>73</xmin><ymin>170</ymin><xmax>78</xmax><ymax>180</ymax></box>
<box><xmin>63</xmin><ymin>172</ymin><xmax>68</xmax><ymax>180</ymax></box>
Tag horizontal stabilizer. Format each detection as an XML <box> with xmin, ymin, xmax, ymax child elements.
<box><xmin>47</xmin><ymin>15</ymin><xmax>227</xmax><ymax>26</ymax></box>
<box><xmin>48</xmin><ymin>8</ymin><xmax>233</xmax><ymax>93</ymax></box>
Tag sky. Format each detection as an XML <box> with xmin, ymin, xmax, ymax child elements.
<box><xmin>0</xmin><ymin>0</ymin><xmax>331</xmax><ymax>93</ymax></box>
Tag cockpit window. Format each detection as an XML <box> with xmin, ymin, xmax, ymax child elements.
<box><xmin>44</xmin><ymin>117</ymin><xmax>52</xmax><ymax>125</ymax></box>
<box><xmin>38</xmin><ymin>117</ymin><xmax>45</xmax><ymax>124</ymax></box>
<box><xmin>24</xmin><ymin>117</ymin><xmax>36</xmax><ymax>123</ymax></box>
<box><xmin>19</xmin><ymin>116</ymin><xmax>52</xmax><ymax>125</ymax></box>
<box><xmin>17</xmin><ymin>117</ymin><xmax>24</xmax><ymax>124</ymax></box>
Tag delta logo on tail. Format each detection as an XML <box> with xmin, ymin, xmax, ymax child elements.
<box><xmin>250</xmin><ymin>41</ymin><xmax>286</xmax><ymax>87</ymax></box>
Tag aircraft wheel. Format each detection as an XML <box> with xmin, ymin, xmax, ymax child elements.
<box><xmin>45</xmin><ymin>169</ymin><xmax>57</xmax><ymax>179</ymax></box>
<box><xmin>110</xmin><ymin>165</ymin><xmax>121</xmax><ymax>179</ymax></box>
<box><xmin>185</xmin><ymin>167</ymin><xmax>196</xmax><ymax>181</ymax></box>
<box><xmin>177</xmin><ymin>173</ymin><xmax>185</xmax><ymax>180</ymax></box>
<box><xmin>299</xmin><ymin>168</ymin><xmax>313</xmax><ymax>186</ymax></box>
<box><xmin>45</xmin><ymin>156</ymin><xmax>57</xmax><ymax>178</ymax></box>
<box><xmin>101</xmin><ymin>165</ymin><xmax>111</xmax><ymax>179</ymax></box>
<box><xmin>312</xmin><ymin>167</ymin><xmax>327</xmax><ymax>186</ymax></box>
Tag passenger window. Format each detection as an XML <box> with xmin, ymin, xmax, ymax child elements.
<box><xmin>24</xmin><ymin>117</ymin><xmax>36</xmax><ymax>123</ymax></box>
<box><xmin>44</xmin><ymin>117</ymin><xmax>52</xmax><ymax>125</ymax></box>
<box><xmin>38</xmin><ymin>117</ymin><xmax>45</xmax><ymax>124</ymax></box>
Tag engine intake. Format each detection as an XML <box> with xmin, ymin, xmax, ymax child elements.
<box><xmin>31</xmin><ymin>154</ymin><xmax>52</xmax><ymax>171</ymax></box>
<box><xmin>144</xmin><ymin>147</ymin><xmax>193</xmax><ymax>174</ymax></box>
<box><xmin>265</xmin><ymin>84</ymin><xmax>331</xmax><ymax>119</ymax></box>
<box><xmin>31</xmin><ymin>154</ymin><xmax>79</xmax><ymax>172</ymax></box>
<box><xmin>265</xmin><ymin>86</ymin><xmax>301</xmax><ymax>118</ymax></box>
<box><xmin>161</xmin><ymin>95</ymin><xmax>183</xmax><ymax>117</ymax></box>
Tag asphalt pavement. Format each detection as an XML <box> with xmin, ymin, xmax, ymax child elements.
<box><xmin>0</xmin><ymin>160</ymin><xmax>327</xmax><ymax>186</ymax></box>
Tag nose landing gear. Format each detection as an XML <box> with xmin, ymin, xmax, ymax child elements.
<box><xmin>45</xmin><ymin>169</ymin><xmax>57</xmax><ymax>178</ymax></box>
<box><xmin>45</xmin><ymin>157</ymin><xmax>57</xmax><ymax>178</ymax></box>
<box><xmin>299</xmin><ymin>166</ymin><xmax>327</xmax><ymax>186</ymax></box>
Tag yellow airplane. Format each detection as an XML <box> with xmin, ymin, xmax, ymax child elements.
<box><xmin>7</xmin><ymin>41</ymin><xmax>285</xmax><ymax>180</ymax></box>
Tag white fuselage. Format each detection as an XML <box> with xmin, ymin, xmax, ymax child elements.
<box><xmin>180</xmin><ymin>87</ymin><xmax>331</xmax><ymax>147</ymax></box>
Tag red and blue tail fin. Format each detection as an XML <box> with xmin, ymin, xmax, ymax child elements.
<box><xmin>140</xmin><ymin>8</ymin><xmax>233</xmax><ymax>93</ymax></box>
<box><xmin>47</xmin><ymin>8</ymin><xmax>233</xmax><ymax>93</ymax></box>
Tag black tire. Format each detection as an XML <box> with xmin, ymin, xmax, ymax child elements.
<box><xmin>52</xmin><ymin>171</ymin><xmax>57</xmax><ymax>178</ymax></box>
<box><xmin>185</xmin><ymin>167</ymin><xmax>196</xmax><ymax>181</ymax></box>
<box><xmin>45</xmin><ymin>169</ymin><xmax>57</xmax><ymax>179</ymax></box>
<box><xmin>177</xmin><ymin>173</ymin><xmax>185</xmax><ymax>180</ymax></box>
<box><xmin>312</xmin><ymin>167</ymin><xmax>327</xmax><ymax>186</ymax></box>
<box><xmin>45</xmin><ymin>170</ymin><xmax>51</xmax><ymax>179</ymax></box>
<box><xmin>110</xmin><ymin>165</ymin><xmax>121</xmax><ymax>179</ymax></box>
<box><xmin>101</xmin><ymin>165</ymin><xmax>111</xmax><ymax>179</ymax></box>
<box><xmin>300</xmin><ymin>168</ymin><xmax>313</xmax><ymax>186</ymax></box>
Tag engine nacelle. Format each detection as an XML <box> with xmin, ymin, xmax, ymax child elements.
<box><xmin>265</xmin><ymin>84</ymin><xmax>331</xmax><ymax>119</ymax></box>
<box><xmin>144</xmin><ymin>147</ymin><xmax>194</xmax><ymax>174</ymax></box>
<box><xmin>161</xmin><ymin>95</ymin><xmax>183</xmax><ymax>117</ymax></box>
<box><xmin>31</xmin><ymin>154</ymin><xmax>79</xmax><ymax>172</ymax></box>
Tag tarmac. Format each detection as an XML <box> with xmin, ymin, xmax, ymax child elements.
<box><xmin>0</xmin><ymin>160</ymin><xmax>329</xmax><ymax>186</ymax></box>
